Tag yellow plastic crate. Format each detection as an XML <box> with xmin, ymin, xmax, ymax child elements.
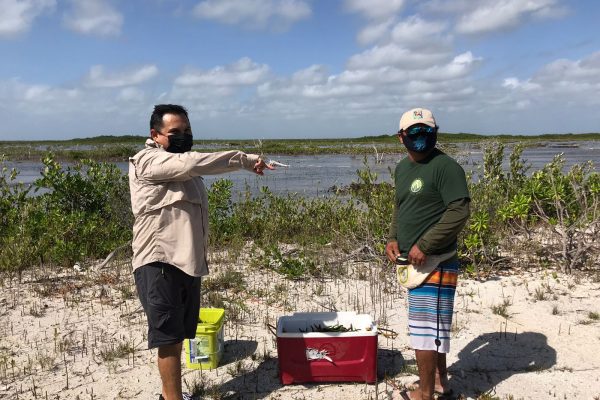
<box><xmin>184</xmin><ymin>308</ymin><xmax>225</xmax><ymax>370</ymax></box>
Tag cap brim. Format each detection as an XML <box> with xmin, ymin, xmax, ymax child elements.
<box><xmin>402</xmin><ymin>121</ymin><xmax>436</xmax><ymax>130</ymax></box>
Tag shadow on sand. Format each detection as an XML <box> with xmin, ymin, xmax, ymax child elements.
<box><xmin>449</xmin><ymin>331</ymin><xmax>557</xmax><ymax>398</ymax></box>
<box><xmin>200</xmin><ymin>333</ymin><xmax>556</xmax><ymax>398</ymax></box>
<box><xmin>220</xmin><ymin>340</ymin><xmax>259</xmax><ymax>367</ymax></box>
<box><xmin>217</xmin><ymin>345</ymin><xmax>404</xmax><ymax>399</ymax></box>
<box><xmin>378</xmin><ymin>347</ymin><xmax>408</xmax><ymax>379</ymax></box>
<box><xmin>219</xmin><ymin>357</ymin><xmax>280</xmax><ymax>399</ymax></box>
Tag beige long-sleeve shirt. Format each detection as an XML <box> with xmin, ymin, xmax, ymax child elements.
<box><xmin>129</xmin><ymin>139</ymin><xmax>259</xmax><ymax>277</ymax></box>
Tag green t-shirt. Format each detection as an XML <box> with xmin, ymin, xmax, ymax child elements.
<box><xmin>394</xmin><ymin>148</ymin><xmax>469</xmax><ymax>255</ymax></box>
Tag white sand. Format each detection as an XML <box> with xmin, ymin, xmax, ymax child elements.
<box><xmin>0</xmin><ymin>259</ymin><xmax>599</xmax><ymax>400</ymax></box>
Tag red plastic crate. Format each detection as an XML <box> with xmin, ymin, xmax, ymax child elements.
<box><xmin>276</xmin><ymin>312</ymin><xmax>378</xmax><ymax>384</ymax></box>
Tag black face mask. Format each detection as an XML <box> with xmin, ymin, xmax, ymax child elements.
<box><xmin>166</xmin><ymin>133</ymin><xmax>193</xmax><ymax>153</ymax></box>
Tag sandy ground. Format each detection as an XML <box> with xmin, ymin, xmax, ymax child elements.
<box><xmin>0</xmin><ymin>254</ymin><xmax>599</xmax><ymax>400</ymax></box>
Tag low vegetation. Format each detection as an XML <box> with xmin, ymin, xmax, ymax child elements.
<box><xmin>0</xmin><ymin>153</ymin><xmax>132</xmax><ymax>274</ymax></box>
<box><xmin>1</xmin><ymin>132</ymin><xmax>598</xmax><ymax>161</ymax></box>
<box><xmin>0</xmin><ymin>140</ymin><xmax>598</xmax><ymax>278</ymax></box>
<box><xmin>463</xmin><ymin>143</ymin><xmax>599</xmax><ymax>275</ymax></box>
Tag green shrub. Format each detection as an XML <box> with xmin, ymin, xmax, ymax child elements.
<box><xmin>1</xmin><ymin>146</ymin><xmax>596</xmax><ymax>276</ymax></box>
<box><xmin>460</xmin><ymin>143</ymin><xmax>598</xmax><ymax>274</ymax></box>
<box><xmin>0</xmin><ymin>153</ymin><xmax>132</xmax><ymax>271</ymax></box>
<box><xmin>251</xmin><ymin>245</ymin><xmax>319</xmax><ymax>280</ymax></box>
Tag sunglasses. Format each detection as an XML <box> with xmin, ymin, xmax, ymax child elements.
<box><xmin>399</xmin><ymin>125</ymin><xmax>437</xmax><ymax>137</ymax></box>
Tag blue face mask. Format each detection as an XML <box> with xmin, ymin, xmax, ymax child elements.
<box><xmin>402</xmin><ymin>125</ymin><xmax>437</xmax><ymax>153</ymax></box>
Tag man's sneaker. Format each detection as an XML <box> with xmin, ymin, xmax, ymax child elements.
<box><xmin>158</xmin><ymin>394</ymin><xmax>197</xmax><ymax>400</ymax></box>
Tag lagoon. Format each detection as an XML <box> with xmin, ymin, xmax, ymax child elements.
<box><xmin>5</xmin><ymin>141</ymin><xmax>599</xmax><ymax>197</ymax></box>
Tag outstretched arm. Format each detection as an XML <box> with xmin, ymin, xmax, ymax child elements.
<box><xmin>135</xmin><ymin>150</ymin><xmax>268</xmax><ymax>182</ymax></box>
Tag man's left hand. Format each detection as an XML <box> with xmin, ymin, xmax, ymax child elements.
<box><xmin>253</xmin><ymin>158</ymin><xmax>275</xmax><ymax>175</ymax></box>
<box><xmin>408</xmin><ymin>244</ymin><xmax>426</xmax><ymax>266</ymax></box>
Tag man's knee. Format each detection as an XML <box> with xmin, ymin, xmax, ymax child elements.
<box><xmin>158</xmin><ymin>342</ymin><xmax>183</xmax><ymax>358</ymax></box>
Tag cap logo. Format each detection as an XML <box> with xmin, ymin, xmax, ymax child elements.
<box><xmin>413</xmin><ymin>110</ymin><xmax>423</xmax><ymax>119</ymax></box>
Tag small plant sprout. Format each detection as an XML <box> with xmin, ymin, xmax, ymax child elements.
<box><xmin>491</xmin><ymin>298</ymin><xmax>512</xmax><ymax>319</ymax></box>
<box><xmin>533</xmin><ymin>287</ymin><xmax>548</xmax><ymax>302</ymax></box>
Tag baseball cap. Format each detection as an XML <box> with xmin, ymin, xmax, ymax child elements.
<box><xmin>399</xmin><ymin>108</ymin><xmax>436</xmax><ymax>131</ymax></box>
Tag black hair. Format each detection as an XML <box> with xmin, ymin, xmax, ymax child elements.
<box><xmin>149</xmin><ymin>104</ymin><xmax>189</xmax><ymax>133</ymax></box>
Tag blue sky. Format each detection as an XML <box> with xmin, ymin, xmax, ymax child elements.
<box><xmin>1</xmin><ymin>0</ymin><xmax>599</xmax><ymax>140</ymax></box>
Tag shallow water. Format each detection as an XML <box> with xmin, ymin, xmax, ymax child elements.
<box><xmin>5</xmin><ymin>141</ymin><xmax>599</xmax><ymax>197</ymax></box>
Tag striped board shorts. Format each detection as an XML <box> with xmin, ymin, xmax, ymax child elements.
<box><xmin>408</xmin><ymin>259</ymin><xmax>459</xmax><ymax>353</ymax></box>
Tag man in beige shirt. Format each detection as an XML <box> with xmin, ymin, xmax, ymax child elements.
<box><xmin>129</xmin><ymin>104</ymin><xmax>272</xmax><ymax>400</ymax></box>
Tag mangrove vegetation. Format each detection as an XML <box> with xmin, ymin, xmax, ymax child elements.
<box><xmin>0</xmin><ymin>143</ymin><xmax>597</xmax><ymax>279</ymax></box>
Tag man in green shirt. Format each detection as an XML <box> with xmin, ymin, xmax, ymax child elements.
<box><xmin>385</xmin><ymin>108</ymin><xmax>470</xmax><ymax>400</ymax></box>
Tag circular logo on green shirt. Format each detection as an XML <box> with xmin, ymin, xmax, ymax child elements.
<box><xmin>410</xmin><ymin>178</ymin><xmax>423</xmax><ymax>193</ymax></box>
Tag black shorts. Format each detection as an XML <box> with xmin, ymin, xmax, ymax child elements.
<box><xmin>134</xmin><ymin>262</ymin><xmax>201</xmax><ymax>349</ymax></box>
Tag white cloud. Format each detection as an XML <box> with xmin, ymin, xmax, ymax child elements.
<box><xmin>492</xmin><ymin>50</ymin><xmax>600</xmax><ymax>120</ymax></box>
<box><xmin>347</xmin><ymin>14</ymin><xmax>454</xmax><ymax>68</ymax></box>
<box><xmin>84</xmin><ymin>65</ymin><xmax>159</xmax><ymax>88</ymax></box>
<box><xmin>0</xmin><ymin>0</ymin><xmax>55</xmax><ymax>38</ymax></box>
<box><xmin>502</xmin><ymin>77</ymin><xmax>540</xmax><ymax>91</ymax></box>
<box><xmin>419</xmin><ymin>0</ymin><xmax>473</xmax><ymax>14</ymax></box>
<box><xmin>0</xmin><ymin>77</ymin><xmax>152</xmax><ymax>136</ymax></box>
<box><xmin>301</xmin><ymin>82</ymin><xmax>374</xmax><ymax>99</ymax></box>
<box><xmin>256</xmin><ymin>81</ymin><xmax>295</xmax><ymax>98</ymax></box>
<box><xmin>117</xmin><ymin>87</ymin><xmax>145</xmax><ymax>103</ymax></box>
<box><xmin>63</xmin><ymin>0</ymin><xmax>123</xmax><ymax>37</ymax></box>
<box><xmin>531</xmin><ymin>51</ymin><xmax>600</xmax><ymax>96</ymax></box>
<box><xmin>166</xmin><ymin>58</ymin><xmax>271</xmax><ymax>115</ymax></box>
<box><xmin>390</xmin><ymin>15</ymin><xmax>448</xmax><ymax>47</ymax></box>
<box><xmin>338</xmin><ymin>51</ymin><xmax>480</xmax><ymax>86</ymax></box>
<box><xmin>344</xmin><ymin>0</ymin><xmax>405</xmax><ymax>20</ymax></box>
<box><xmin>431</xmin><ymin>51</ymin><xmax>481</xmax><ymax>80</ymax></box>
<box><xmin>536</xmin><ymin>53</ymin><xmax>600</xmax><ymax>83</ymax></box>
<box><xmin>256</xmin><ymin>78</ymin><xmax>374</xmax><ymax>101</ymax></box>
<box><xmin>356</xmin><ymin>18</ymin><xmax>395</xmax><ymax>46</ymax></box>
<box><xmin>253</xmin><ymin>20</ymin><xmax>482</xmax><ymax>119</ymax></box>
<box><xmin>291</xmin><ymin>65</ymin><xmax>328</xmax><ymax>84</ymax></box>
<box><xmin>22</xmin><ymin>83</ymin><xmax>79</xmax><ymax>102</ymax></box>
<box><xmin>258</xmin><ymin>53</ymin><xmax>480</xmax><ymax>113</ymax></box>
<box><xmin>174</xmin><ymin>58</ymin><xmax>269</xmax><ymax>87</ymax></box>
<box><xmin>515</xmin><ymin>100</ymin><xmax>531</xmax><ymax>109</ymax></box>
<box><xmin>502</xmin><ymin>77</ymin><xmax>519</xmax><ymax>89</ymax></box>
<box><xmin>345</xmin><ymin>0</ymin><xmax>408</xmax><ymax>46</ymax></box>
<box><xmin>403</xmin><ymin>84</ymin><xmax>476</xmax><ymax>104</ymax></box>
<box><xmin>454</xmin><ymin>0</ymin><xmax>564</xmax><ymax>35</ymax></box>
<box><xmin>193</xmin><ymin>0</ymin><xmax>311</xmax><ymax>29</ymax></box>
<box><xmin>347</xmin><ymin>43</ymin><xmax>451</xmax><ymax>70</ymax></box>
<box><xmin>0</xmin><ymin>78</ymin><xmax>80</xmax><ymax>115</ymax></box>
